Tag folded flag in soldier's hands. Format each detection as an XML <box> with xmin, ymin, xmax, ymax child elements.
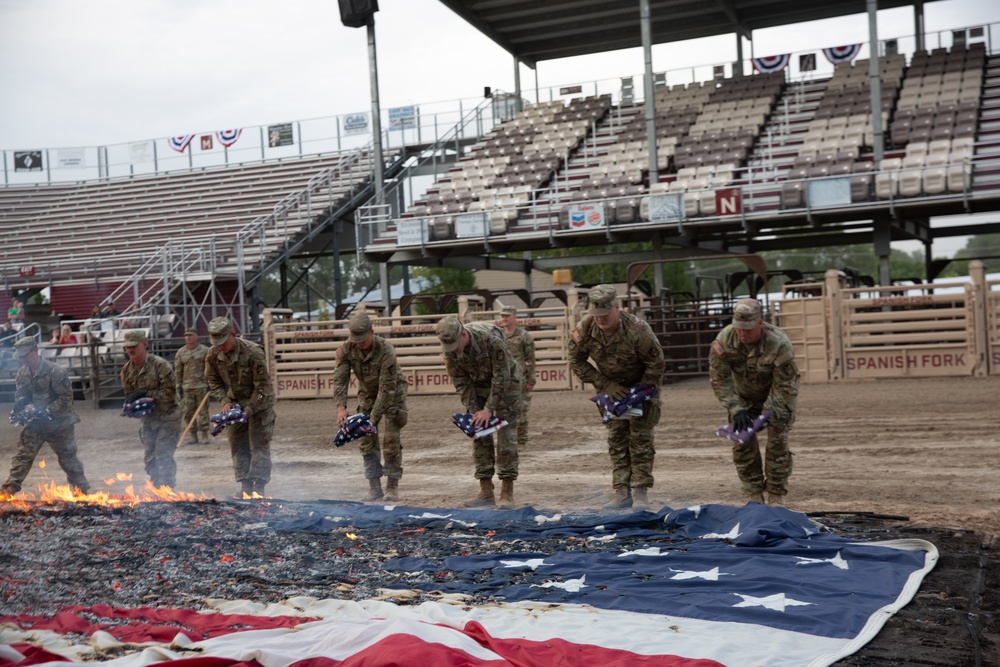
<box><xmin>453</xmin><ymin>413</ymin><xmax>509</xmax><ymax>439</ymax></box>
<box><xmin>121</xmin><ymin>397</ymin><xmax>156</xmax><ymax>419</ymax></box>
<box><xmin>9</xmin><ymin>403</ymin><xmax>52</xmax><ymax>426</ymax></box>
<box><xmin>590</xmin><ymin>385</ymin><xmax>657</xmax><ymax>424</ymax></box>
<box><xmin>209</xmin><ymin>404</ymin><xmax>248</xmax><ymax>436</ymax></box>
<box><xmin>333</xmin><ymin>413</ymin><xmax>376</xmax><ymax>447</ymax></box>
<box><xmin>715</xmin><ymin>410</ymin><xmax>775</xmax><ymax>445</ymax></box>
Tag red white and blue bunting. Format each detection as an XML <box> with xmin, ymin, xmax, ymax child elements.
<box><xmin>215</xmin><ymin>128</ymin><xmax>242</xmax><ymax>147</ymax></box>
<box><xmin>751</xmin><ymin>54</ymin><xmax>791</xmax><ymax>74</ymax></box>
<box><xmin>823</xmin><ymin>44</ymin><xmax>862</xmax><ymax>64</ymax></box>
<box><xmin>167</xmin><ymin>135</ymin><xmax>195</xmax><ymax>153</ymax></box>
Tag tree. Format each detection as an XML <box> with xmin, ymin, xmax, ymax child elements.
<box><xmin>410</xmin><ymin>267</ymin><xmax>477</xmax><ymax>314</ymax></box>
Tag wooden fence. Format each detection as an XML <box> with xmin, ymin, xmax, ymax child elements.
<box><xmin>263</xmin><ymin>298</ymin><xmax>577</xmax><ymax>399</ymax></box>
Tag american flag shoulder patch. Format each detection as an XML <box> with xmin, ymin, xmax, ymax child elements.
<box><xmin>336</xmin><ymin>347</ymin><xmax>345</xmax><ymax>359</ymax></box>
<box><xmin>572</xmin><ymin>330</ymin><xmax>582</xmax><ymax>343</ymax></box>
<box><xmin>712</xmin><ymin>341</ymin><xmax>724</xmax><ymax>356</ymax></box>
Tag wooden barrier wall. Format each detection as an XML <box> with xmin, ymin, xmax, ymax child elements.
<box><xmin>774</xmin><ymin>261</ymin><xmax>996</xmax><ymax>381</ymax></box>
<box><xmin>263</xmin><ymin>299</ymin><xmax>576</xmax><ymax>399</ymax></box>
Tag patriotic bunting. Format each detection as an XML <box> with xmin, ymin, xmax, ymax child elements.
<box><xmin>751</xmin><ymin>54</ymin><xmax>791</xmax><ymax>74</ymax></box>
<box><xmin>823</xmin><ymin>44</ymin><xmax>862</xmax><ymax>64</ymax></box>
<box><xmin>215</xmin><ymin>128</ymin><xmax>242</xmax><ymax>147</ymax></box>
<box><xmin>167</xmin><ymin>135</ymin><xmax>194</xmax><ymax>153</ymax></box>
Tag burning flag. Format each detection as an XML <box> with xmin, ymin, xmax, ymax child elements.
<box><xmin>0</xmin><ymin>502</ymin><xmax>938</xmax><ymax>666</ymax></box>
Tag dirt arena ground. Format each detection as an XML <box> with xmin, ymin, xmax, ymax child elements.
<box><xmin>2</xmin><ymin>374</ymin><xmax>998</xmax><ymax>664</ymax></box>
<box><xmin>2</xmin><ymin>374</ymin><xmax>998</xmax><ymax>539</ymax></box>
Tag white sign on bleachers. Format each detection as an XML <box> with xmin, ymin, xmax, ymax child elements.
<box><xmin>565</xmin><ymin>203</ymin><xmax>606</xmax><ymax>229</ymax></box>
<box><xmin>807</xmin><ymin>178</ymin><xmax>851</xmax><ymax>207</ymax></box>
<box><xmin>648</xmin><ymin>194</ymin><xmax>684</xmax><ymax>222</ymax></box>
<box><xmin>456</xmin><ymin>212</ymin><xmax>489</xmax><ymax>238</ymax></box>
<box><xmin>396</xmin><ymin>219</ymin><xmax>428</xmax><ymax>246</ymax></box>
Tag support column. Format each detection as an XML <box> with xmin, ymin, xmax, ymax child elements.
<box><xmin>513</xmin><ymin>57</ymin><xmax>523</xmax><ymax>114</ymax></box>
<box><xmin>280</xmin><ymin>263</ymin><xmax>289</xmax><ymax>309</ymax></box>
<box><xmin>524</xmin><ymin>251</ymin><xmax>533</xmax><ymax>298</ymax></box>
<box><xmin>332</xmin><ymin>221</ymin><xmax>342</xmax><ymax>308</ymax></box>
<box><xmin>914</xmin><ymin>2</ymin><xmax>925</xmax><ymax>53</ymax></box>
<box><xmin>874</xmin><ymin>218</ymin><xmax>892</xmax><ymax>286</ymax></box>
<box><xmin>867</xmin><ymin>0</ymin><xmax>885</xmax><ymax>163</ymax></box>
<box><xmin>736</xmin><ymin>33</ymin><xmax>744</xmax><ymax>77</ymax></box>
<box><xmin>640</xmin><ymin>0</ymin><xmax>658</xmax><ymax>183</ymax></box>
<box><xmin>366</xmin><ymin>19</ymin><xmax>389</xmax><ymax>316</ymax></box>
<box><xmin>652</xmin><ymin>235</ymin><xmax>664</xmax><ymax>296</ymax></box>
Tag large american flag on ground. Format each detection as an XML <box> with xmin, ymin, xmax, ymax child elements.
<box><xmin>0</xmin><ymin>502</ymin><xmax>937</xmax><ymax>667</ymax></box>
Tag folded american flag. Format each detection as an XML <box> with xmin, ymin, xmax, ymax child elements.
<box><xmin>9</xmin><ymin>403</ymin><xmax>51</xmax><ymax>426</ymax></box>
<box><xmin>452</xmin><ymin>413</ymin><xmax>509</xmax><ymax>439</ymax></box>
<box><xmin>333</xmin><ymin>413</ymin><xmax>376</xmax><ymax>447</ymax></box>
<box><xmin>120</xmin><ymin>397</ymin><xmax>155</xmax><ymax>419</ymax></box>
<box><xmin>209</xmin><ymin>404</ymin><xmax>247</xmax><ymax>436</ymax></box>
<box><xmin>590</xmin><ymin>384</ymin><xmax>657</xmax><ymax>424</ymax></box>
<box><xmin>716</xmin><ymin>409</ymin><xmax>775</xmax><ymax>445</ymax></box>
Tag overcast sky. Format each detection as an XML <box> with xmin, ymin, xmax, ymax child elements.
<box><xmin>1</xmin><ymin>0</ymin><xmax>997</xmax><ymax>256</ymax></box>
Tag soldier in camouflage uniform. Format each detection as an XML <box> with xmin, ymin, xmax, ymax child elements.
<box><xmin>333</xmin><ymin>312</ymin><xmax>408</xmax><ymax>502</ymax></box>
<box><xmin>709</xmin><ymin>298</ymin><xmax>800</xmax><ymax>506</ymax></box>
<box><xmin>174</xmin><ymin>327</ymin><xmax>210</xmax><ymax>444</ymax></box>
<box><xmin>120</xmin><ymin>329</ymin><xmax>181</xmax><ymax>489</ymax></box>
<box><xmin>2</xmin><ymin>338</ymin><xmax>91</xmax><ymax>496</ymax></box>
<box><xmin>569</xmin><ymin>284</ymin><xmax>665</xmax><ymax>511</ymax></box>
<box><xmin>205</xmin><ymin>317</ymin><xmax>276</xmax><ymax>498</ymax></box>
<box><xmin>435</xmin><ymin>316</ymin><xmax>521</xmax><ymax>509</ymax></box>
<box><xmin>498</xmin><ymin>304</ymin><xmax>535</xmax><ymax>451</ymax></box>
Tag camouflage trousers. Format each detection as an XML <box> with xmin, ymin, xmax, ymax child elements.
<box><xmin>468</xmin><ymin>387</ymin><xmax>521</xmax><ymax>481</ymax></box>
<box><xmin>4</xmin><ymin>421</ymin><xmax>89</xmax><ymax>493</ymax></box>
<box><xmin>358</xmin><ymin>405</ymin><xmax>408</xmax><ymax>480</ymax></box>
<box><xmin>139</xmin><ymin>416</ymin><xmax>179</xmax><ymax>489</ymax></box>
<box><xmin>606</xmin><ymin>400</ymin><xmax>660</xmax><ymax>489</ymax></box>
<box><xmin>516</xmin><ymin>390</ymin><xmax>532</xmax><ymax>448</ymax></box>
<box><xmin>180</xmin><ymin>386</ymin><xmax>210</xmax><ymax>436</ymax></box>
<box><xmin>729</xmin><ymin>409</ymin><xmax>795</xmax><ymax>496</ymax></box>
<box><xmin>227</xmin><ymin>410</ymin><xmax>274</xmax><ymax>486</ymax></box>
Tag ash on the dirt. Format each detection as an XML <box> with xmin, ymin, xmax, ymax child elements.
<box><xmin>0</xmin><ymin>500</ymin><xmax>996</xmax><ymax>666</ymax></box>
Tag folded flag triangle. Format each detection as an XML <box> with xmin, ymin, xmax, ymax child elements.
<box><xmin>716</xmin><ymin>409</ymin><xmax>775</xmax><ymax>445</ymax></box>
<box><xmin>334</xmin><ymin>413</ymin><xmax>376</xmax><ymax>447</ymax></box>
<box><xmin>590</xmin><ymin>385</ymin><xmax>657</xmax><ymax>424</ymax></box>
<box><xmin>452</xmin><ymin>413</ymin><xmax>508</xmax><ymax>439</ymax></box>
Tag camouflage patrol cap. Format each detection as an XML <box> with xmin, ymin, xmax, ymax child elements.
<box><xmin>588</xmin><ymin>284</ymin><xmax>617</xmax><ymax>316</ymax></box>
<box><xmin>183</xmin><ymin>327</ymin><xmax>198</xmax><ymax>336</ymax></box>
<box><xmin>732</xmin><ymin>298</ymin><xmax>762</xmax><ymax>330</ymax></box>
<box><xmin>347</xmin><ymin>312</ymin><xmax>372</xmax><ymax>343</ymax></box>
<box><xmin>499</xmin><ymin>303</ymin><xmax>517</xmax><ymax>316</ymax></box>
<box><xmin>13</xmin><ymin>337</ymin><xmax>37</xmax><ymax>358</ymax></box>
<box><xmin>434</xmin><ymin>316</ymin><xmax>464</xmax><ymax>353</ymax></box>
<box><xmin>208</xmin><ymin>317</ymin><xmax>233</xmax><ymax>346</ymax></box>
<box><xmin>123</xmin><ymin>330</ymin><xmax>147</xmax><ymax>347</ymax></box>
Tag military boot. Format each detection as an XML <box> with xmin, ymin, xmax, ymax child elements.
<box><xmin>747</xmin><ymin>492</ymin><xmax>765</xmax><ymax>504</ymax></box>
<box><xmin>384</xmin><ymin>478</ymin><xmax>399</xmax><ymax>502</ymax></box>
<box><xmin>186</xmin><ymin>432</ymin><xmax>200</xmax><ymax>445</ymax></box>
<box><xmin>464</xmin><ymin>479</ymin><xmax>495</xmax><ymax>507</ymax></box>
<box><xmin>365</xmin><ymin>478</ymin><xmax>384</xmax><ymax>502</ymax></box>
<box><xmin>200</xmin><ymin>431</ymin><xmax>210</xmax><ymax>443</ymax></box>
<box><xmin>235</xmin><ymin>480</ymin><xmax>253</xmax><ymax>499</ymax></box>
<box><xmin>497</xmin><ymin>479</ymin><xmax>515</xmax><ymax>509</ymax></box>
<box><xmin>252</xmin><ymin>480</ymin><xmax>266</xmax><ymax>497</ymax></box>
<box><xmin>1</xmin><ymin>483</ymin><xmax>19</xmax><ymax>497</ymax></box>
<box><xmin>766</xmin><ymin>492</ymin><xmax>785</xmax><ymax>507</ymax></box>
<box><xmin>603</xmin><ymin>486</ymin><xmax>632</xmax><ymax>510</ymax></box>
<box><xmin>631</xmin><ymin>486</ymin><xmax>650</xmax><ymax>511</ymax></box>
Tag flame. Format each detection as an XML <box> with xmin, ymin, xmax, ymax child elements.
<box><xmin>38</xmin><ymin>459</ymin><xmax>46</xmax><ymax>470</ymax></box>
<box><xmin>346</xmin><ymin>533</ymin><xmax>358</xmax><ymax>540</ymax></box>
<box><xmin>0</xmin><ymin>478</ymin><xmax>208</xmax><ymax>509</ymax></box>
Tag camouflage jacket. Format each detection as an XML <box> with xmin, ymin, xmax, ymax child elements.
<box><xmin>569</xmin><ymin>312</ymin><xmax>665</xmax><ymax>396</ymax></box>
<box><xmin>15</xmin><ymin>358</ymin><xmax>80</xmax><ymax>427</ymax></box>
<box><xmin>504</xmin><ymin>326</ymin><xmax>536</xmax><ymax>386</ymax></box>
<box><xmin>121</xmin><ymin>353</ymin><xmax>180</xmax><ymax>421</ymax></box>
<box><xmin>205</xmin><ymin>338</ymin><xmax>275</xmax><ymax>419</ymax></box>
<box><xmin>332</xmin><ymin>335</ymin><xmax>407</xmax><ymax>424</ymax></box>
<box><xmin>443</xmin><ymin>322</ymin><xmax>518</xmax><ymax>413</ymax></box>
<box><xmin>174</xmin><ymin>343</ymin><xmax>209</xmax><ymax>391</ymax></box>
<box><xmin>708</xmin><ymin>322</ymin><xmax>800</xmax><ymax>425</ymax></box>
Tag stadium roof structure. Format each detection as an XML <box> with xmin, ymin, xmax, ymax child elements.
<box><xmin>436</xmin><ymin>0</ymin><xmax>941</xmax><ymax>67</ymax></box>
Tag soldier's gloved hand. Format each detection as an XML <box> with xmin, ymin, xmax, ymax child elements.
<box><xmin>13</xmin><ymin>397</ymin><xmax>30</xmax><ymax>414</ymax></box>
<box><xmin>125</xmin><ymin>390</ymin><xmax>148</xmax><ymax>404</ymax></box>
<box><xmin>604</xmin><ymin>381</ymin><xmax>628</xmax><ymax>402</ymax></box>
<box><xmin>732</xmin><ymin>410</ymin><xmax>754</xmax><ymax>433</ymax></box>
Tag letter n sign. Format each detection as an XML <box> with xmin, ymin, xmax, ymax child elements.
<box><xmin>716</xmin><ymin>188</ymin><xmax>742</xmax><ymax>216</ymax></box>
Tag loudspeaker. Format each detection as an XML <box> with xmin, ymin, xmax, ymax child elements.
<box><xmin>338</xmin><ymin>0</ymin><xmax>379</xmax><ymax>28</ymax></box>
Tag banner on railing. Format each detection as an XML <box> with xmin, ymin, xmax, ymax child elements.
<box><xmin>343</xmin><ymin>112</ymin><xmax>370</xmax><ymax>136</ymax></box>
<box><xmin>130</xmin><ymin>141</ymin><xmax>154</xmax><ymax>164</ymax></box>
<box><xmin>57</xmin><ymin>149</ymin><xmax>85</xmax><ymax>168</ymax></box>
<box><xmin>167</xmin><ymin>135</ymin><xmax>194</xmax><ymax>153</ymax></box>
<box><xmin>268</xmin><ymin>123</ymin><xmax>294</xmax><ymax>147</ymax></box>
<box><xmin>456</xmin><ymin>212</ymin><xmax>489</xmax><ymax>238</ymax></box>
<box><xmin>396</xmin><ymin>219</ymin><xmax>428</xmax><ymax>246</ymax></box>
<box><xmin>751</xmin><ymin>54</ymin><xmax>790</xmax><ymax>74</ymax></box>
<box><xmin>14</xmin><ymin>151</ymin><xmax>43</xmax><ymax>172</ymax></box>
<box><xmin>216</xmin><ymin>128</ymin><xmax>242</xmax><ymax>147</ymax></box>
<box><xmin>388</xmin><ymin>105</ymin><xmax>417</xmax><ymax>130</ymax></box>
<box><xmin>823</xmin><ymin>44</ymin><xmax>862</xmax><ymax>64</ymax></box>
